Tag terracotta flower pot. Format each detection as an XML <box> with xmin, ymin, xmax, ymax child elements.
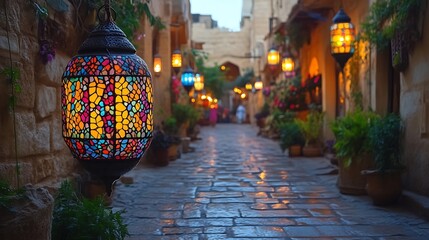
<box><xmin>288</xmin><ymin>145</ymin><xmax>302</xmax><ymax>157</ymax></box>
<box><xmin>337</xmin><ymin>155</ymin><xmax>373</xmax><ymax>195</ymax></box>
<box><xmin>362</xmin><ymin>170</ymin><xmax>402</xmax><ymax>206</ymax></box>
<box><xmin>302</xmin><ymin>145</ymin><xmax>322</xmax><ymax>157</ymax></box>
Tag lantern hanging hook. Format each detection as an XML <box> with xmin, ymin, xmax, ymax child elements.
<box><xmin>97</xmin><ymin>0</ymin><xmax>117</xmax><ymax>22</ymax></box>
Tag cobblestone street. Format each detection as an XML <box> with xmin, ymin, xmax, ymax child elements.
<box><xmin>111</xmin><ymin>124</ymin><xmax>429</xmax><ymax>239</ymax></box>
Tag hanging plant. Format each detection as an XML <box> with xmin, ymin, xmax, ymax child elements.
<box><xmin>360</xmin><ymin>0</ymin><xmax>423</xmax><ymax>50</ymax></box>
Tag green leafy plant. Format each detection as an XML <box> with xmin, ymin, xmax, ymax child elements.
<box><xmin>52</xmin><ymin>181</ymin><xmax>128</xmax><ymax>240</ymax></box>
<box><xmin>163</xmin><ymin>116</ymin><xmax>178</xmax><ymax>135</ymax></box>
<box><xmin>172</xmin><ymin>103</ymin><xmax>195</xmax><ymax>128</ymax></box>
<box><xmin>295</xmin><ymin>110</ymin><xmax>325</xmax><ymax>146</ymax></box>
<box><xmin>360</xmin><ymin>0</ymin><xmax>423</xmax><ymax>49</ymax></box>
<box><xmin>278</xmin><ymin>121</ymin><xmax>305</xmax><ymax>151</ymax></box>
<box><xmin>331</xmin><ymin>111</ymin><xmax>380</xmax><ymax>167</ymax></box>
<box><xmin>368</xmin><ymin>114</ymin><xmax>404</xmax><ymax>171</ymax></box>
<box><xmin>187</xmin><ymin>107</ymin><xmax>202</xmax><ymax>130</ymax></box>
<box><xmin>0</xmin><ymin>180</ymin><xmax>25</xmax><ymax>208</ymax></box>
<box><xmin>1</xmin><ymin>67</ymin><xmax>21</xmax><ymax>111</ymax></box>
<box><xmin>194</xmin><ymin>50</ymin><xmax>226</xmax><ymax>99</ymax></box>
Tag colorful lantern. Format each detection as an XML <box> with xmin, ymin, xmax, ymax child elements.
<box><xmin>245</xmin><ymin>83</ymin><xmax>253</xmax><ymax>90</ymax></box>
<box><xmin>153</xmin><ymin>54</ymin><xmax>162</xmax><ymax>76</ymax></box>
<box><xmin>194</xmin><ymin>73</ymin><xmax>204</xmax><ymax>91</ymax></box>
<box><xmin>281</xmin><ymin>55</ymin><xmax>295</xmax><ymax>78</ymax></box>
<box><xmin>267</xmin><ymin>47</ymin><xmax>280</xmax><ymax>66</ymax></box>
<box><xmin>330</xmin><ymin>8</ymin><xmax>355</xmax><ymax>69</ymax></box>
<box><xmin>61</xmin><ymin>4</ymin><xmax>153</xmax><ymax>194</ymax></box>
<box><xmin>181</xmin><ymin>66</ymin><xmax>195</xmax><ymax>92</ymax></box>
<box><xmin>171</xmin><ymin>49</ymin><xmax>182</xmax><ymax>74</ymax></box>
<box><xmin>254</xmin><ymin>79</ymin><xmax>263</xmax><ymax>91</ymax></box>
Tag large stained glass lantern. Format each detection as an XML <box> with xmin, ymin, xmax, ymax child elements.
<box><xmin>171</xmin><ymin>49</ymin><xmax>182</xmax><ymax>74</ymax></box>
<box><xmin>194</xmin><ymin>73</ymin><xmax>204</xmax><ymax>91</ymax></box>
<box><xmin>330</xmin><ymin>8</ymin><xmax>355</xmax><ymax>70</ymax></box>
<box><xmin>61</xmin><ymin>3</ymin><xmax>153</xmax><ymax>194</ymax></box>
<box><xmin>181</xmin><ymin>66</ymin><xmax>195</xmax><ymax>92</ymax></box>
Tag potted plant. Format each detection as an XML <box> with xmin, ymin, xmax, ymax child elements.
<box><xmin>295</xmin><ymin>110</ymin><xmax>325</xmax><ymax>157</ymax></box>
<box><xmin>186</xmin><ymin>106</ymin><xmax>202</xmax><ymax>141</ymax></box>
<box><xmin>362</xmin><ymin>114</ymin><xmax>405</xmax><ymax>205</ymax></box>
<box><xmin>278</xmin><ymin>121</ymin><xmax>305</xmax><ymax>157</ymax></box>
<box><xmin>331</xmin><ymin>110</ymin><xmax>379</xmax><ymax>195</ymax></box>
<box><xmin>163</xmin><ymin>117</ymin><xmax>182</xmax><ymax>160</ymax></box>
<box><xmin>172</xmin><ymin>103</ymin><xmax>194</xmax><ymax>137</ymax></box>
<box><xmin>146</xmin><ymin>128</ymin><xmax>171</xmax><ymax>166</ymax></box>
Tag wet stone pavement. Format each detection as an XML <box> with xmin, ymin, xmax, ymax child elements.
<box><xmin>111</xmin><ymin>124</ymin><xmax>429</xmax><ymax>239</ymax></box>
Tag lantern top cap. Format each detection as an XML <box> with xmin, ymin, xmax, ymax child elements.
<box><xmin>183</xmin><ymin>66</ymin><xmax>194</xmax><ymax>74</ymax></box>
<box><xmin>78</xmin><ymin>6</ymin><xmax>136</xmax><ymax>55</ymax></box>
<box><xmin>332</xmin><ymin>8</ymin><xmax>351</xmax><ymax>23</ymax></box>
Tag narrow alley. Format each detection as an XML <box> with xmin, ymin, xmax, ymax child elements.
<box><xmin>112</xmin><ymin>124</ymin><xmax>429</xmax><ymax>239</ymax></box>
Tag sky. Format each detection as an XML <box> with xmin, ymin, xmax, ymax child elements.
<box><xmin>190</xmin><ymin>0</ymin><xmax>243</xmax><ymax>31</ymax></box>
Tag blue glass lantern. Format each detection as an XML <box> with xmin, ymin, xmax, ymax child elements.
<box><xmin>181</xmin><ymin>66</ymin><xmax>195</xmax><ymax>92</ymax></box>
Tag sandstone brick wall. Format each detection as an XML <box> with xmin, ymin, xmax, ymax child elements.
<box><xmin>0</xmin><ymin>0</ymin><xmax>84</xmax><ymax>187</ymax></box>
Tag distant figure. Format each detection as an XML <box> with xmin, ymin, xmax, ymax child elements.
<box><xmin>236</xmin><ymin>104</ymin><xmax>246</xmax><ymax>124</ymax></box>
<box><xmin>209</xmin><ymin>106</ymin><xmax>217</xmax><ymax>127</ymax></box>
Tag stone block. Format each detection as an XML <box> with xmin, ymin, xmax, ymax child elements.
<box><xmin>15</xmin><ymin>111</ymin><xmax>50</xmax><ymax>157</ymax></box>
<box><xmin>0</xmin><ymin>162</ymin><xmax>32</xmax><ymax>188</ymax></box>
<box><xmin>35</xmin><ymin>84</ymin><xmax>57</xmax><ymax>119</ymax></box>
<box><xmin>33</xmin><ymin>121</ymin><xmax>51</xmax><ymax>155</ymax></box>
<box><xmin>0</xmin><ymin>185</ymin><xmax>54</xmax><ymax>240</ymax></box>
<box><xmin>0</xmin><ymin>33</ymin><xmax>19</xmax><ymax>54</ymax></box>
<box><xmin>52</xmin><ymin>153</ymin><xmax>78</xmax><ymax>178</ymax></box>
<box><xmin>36</xmin><ymin>54</ymin><xmax>70</xmax><ymax>86</ymax></box>
<box><xmin>51</xmin><ymin>115</ymin><xmax>65</xmax><ymax>151</ymax></box>
<box><xmin>16</xmin><ymin>62</ymin><xmax>36</xmax><ymax>109</ymax></box>
<box><xmin>31</xmin><ymin>156</ymin><xmax>55</xmax><ymax>183</ymax></box>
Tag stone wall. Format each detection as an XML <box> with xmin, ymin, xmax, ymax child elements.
<box><xmin>401</xmin><ymin>1</ymin><xmax>429</xmax><ymax>196</ymax></box>
<box><xmin>0</xmin><ymin>0</ymin><xmax>84</xmax><ymax>187</ymax></box>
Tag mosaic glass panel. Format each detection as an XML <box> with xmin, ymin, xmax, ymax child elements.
<box><xmin>62</xmin><ymin>54</ymin><xmax>153</xmax><ymax>161</ymax></box>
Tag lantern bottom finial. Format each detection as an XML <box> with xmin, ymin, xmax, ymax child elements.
<box><xmin>80</xmin><ymin>159</ymin><xmax>140</xmax><ymax>196</ymax></box>
<box><xmin>333</xmin><ymin>53</ymin><xmax>353</xmax><ymax>70</ymax></box>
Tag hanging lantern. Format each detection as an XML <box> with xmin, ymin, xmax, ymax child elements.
<box><xmin>330</xmin><ymin>8</ymin><xmax>355</xmax><ymax>70</ymax></box>
<box><xmin>267</xmin><ymin>47</ymin><xmax>280</xmax><ymax>66</ymax></box>
<box><xmin>194</xmin><ymin>73</ymin><xmax>204</xmax><ymax>91</ymax></box>
<box><xmin>254</xmin><ymin>78</ymin><xmax>263</xmax><ymax>91</ymax></box>
<box><xmin>153</xmin><ymin>54</ymin><xmax>162</xmax><ymax>77</ymax></box>
<box><xmin>61</xmin><ymin>3</ymin><xmax>153</xmax><ymax>194</ymax></box>
<box><xmin>245</xmin><ymin>83</ymin><xmax>252</xmax><ymax>91</ymax></box>
<box><xmin>171</xmin><ymin>49</ymin><xmax>182</xmax><ymax>74</ymax></box>
<box><xmin>181</xmin><ymin>66</ymin><xmax>195</xmax><ymax>92</ymax></box>
<box><xmin>281</xmin><ymin>54</ymin><xmax>295</xmax><ymax>78</ymax></box>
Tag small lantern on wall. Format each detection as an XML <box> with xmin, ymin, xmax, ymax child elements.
<box><xmin>61</xmin><ymin>2</ymin><xmax>153</xmax><ymax>194</ymax></box>
<box><xmin>181</xmin><ymin>66</ymin><xmax>195</xmax><ymax>92</ymax></box>
<box><xmin>330</xmin><ymin>8</ymin><xmax>355</xmax><ymax>70</ymax></box>
<box><xmin>171</xmin><ymin>49</ymin><xmax>182</xmax><ymax>74</ymax></box>
<box><xmin>281</xmin><ymin>52</ymin><xmax>295</xmax><ymax>78</ymax></box>
<box><xmin>254</xmin><ymin>78</ymin><xmax>263</xmax><ymax>91</ymax></box>
<box><xmin>153</xmin><ymin>54</ymin><xmax>162</xmax><ymax>77</ymax></box>
<box><xmin>194</xmin><ymin>73</ymin><xmax>204</xmax><ymax>91</ymax></box>
<box><xmin>267</xmin><ymin>47</ymin><xmax>280</xmax><ymax>66</ymax></box>
<box><xmin>245</xmin><ymin>83</ymin><xmax>253</xmax><ymax>91</ymax></box>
